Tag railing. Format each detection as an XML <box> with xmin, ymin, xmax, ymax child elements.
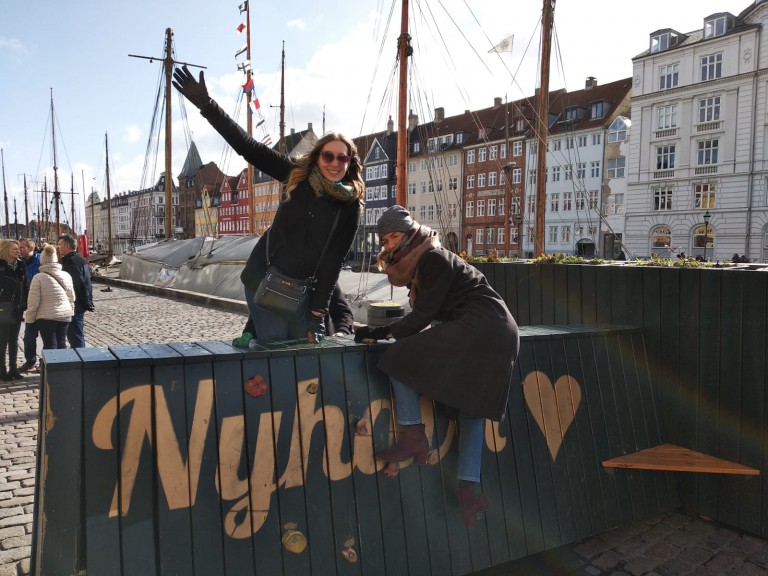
<box><xmin>653</xmin><ymin>127</ymin><xmax>678</xmax><ymax>139</ymax></box>
<box><xmin>696</xmin><ymin>120</ymin><xmax>722</xmax><ymax>133</ymax></box>
<box><xmin>694</xmin><ymin>165</ymin><xmax>718</xmax><ymax>175</ymax></box>
<box><xmin>653</xmin><ymin>169</ymin><xmax>675</xmax><ymax>179</ymax></box>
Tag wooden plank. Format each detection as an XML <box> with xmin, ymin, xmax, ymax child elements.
<box><xmin>594</xmin><ymin>266</ymin><xmax>612</xmax><ymax>326</ymax></box>
<box><xmin>37</xmin><ymin>349</ymin><xmax>84</xmax><ymax>574</ymax></box>
<box><xmin>580</xmin><ymin>266</ymin><xmax>597</xmax><ymax>325</ymax></box>
<box><xmin>109</xmin><ymin>345</ymin><xmax>158</xmax><ymax>576</ymax></box>
<box><xmin>540</xmin><ymin>264</ymin><xmax>555</xmax><ymax>325</ymax></box>
<box><xmin>610</xmin><ymin>266</ymin><xmax>628</xmax><ymax>325</ymax></box>
<box><xmin>240</xmin><ymin>347</ymin><xmax>285</xmax><ymax>576</ymax></box>
<box><xmin>552</xmin><ymin>265</ymin><xmax>569</xmax><ymax>325</ymax></box>
<box><xmin>167</xmin><ymin>342</ymin><xmax>225</xmax><ymax>576</ymax></box>
<box><xmin>479</xmin><ymin>417</ymin><xmax>511</xmax><ymax>567</ymax></box>
<box><xmin>341</xmin><ymin>345</ymin><xmax>388</xmax><ymax>576</ymax></box>
<box><xmin>603</xmin><ymin>444</ymin><xmax>759</xmax><ymax>475</ymax></box>
<box><xmin>80</xmin><ymin>347</ymin><xmax>122</xmax><ymax>576</ymax></box>
<box><xmin>198</xmin><ymin>341</ymin><xmax>257</xmax><ymax>576</ymax></box>
<box><xmin>514</xmin><ymin>263</ymin><xmax>530</xmax><ymax>326</ymax></box>
<box><xmin>566</xmin><ymin>265</ymin><xmax>582</xmax><ymax>324</ymax></box>
<box><xmin>528</xmin><ymin>265</ymin><xmax>543</xmax><ymax>325</ymax></box>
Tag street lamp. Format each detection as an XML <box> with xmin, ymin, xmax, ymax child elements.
<box><xmin>514</xmin><ymin>213</ymin><xmax>524</xmax><ymax>258</ymax></box>
<box><xmin>703</xmin><ymin>209</ymin><xmax>712</xmax><ymax>261</ymax></box>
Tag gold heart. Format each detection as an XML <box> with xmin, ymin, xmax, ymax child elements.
<box><xmin>523</xmin><ymin>371</ymin><xmax>582</xmax><ymax>461</ymax></box>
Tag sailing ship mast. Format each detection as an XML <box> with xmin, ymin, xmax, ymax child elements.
<box><xmin>23</xmin><ymin>175</ymin><xmax>29</xmax><ymax>239</ymax></box>
<box><xmin>534</xmin><ymin>0</ymin><xmax>555</xmax><ymax>256</ymax></box>
<box><xmin>1</xmin><ymin>149</ymin><xmax>8</xmax><ymax>238</ymax></box>
<box><xmin>395</xmin><ymin>0</ymin><xmax>411</xmax><ymax>207</ymax></box>
<box><xmin>279</xmin><ymin>42</ymin><xmax>286</xmax><ymax>154</ymax></box>
<box><xmin>105</xmin><ymin>133</ymin><xmax>114</xmax><ymax>258</ymax></box>
<box><xmin>50</xmin><ymin>90</ymin><xmax>62</xmax><ymax>239</ymax></box>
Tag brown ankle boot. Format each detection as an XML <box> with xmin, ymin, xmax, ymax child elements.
<box><xmin>457</xmin><ymin>485</ymin><xmax>488</xmax><ymax>527</ymax></box>
<box><xmin>376</xmin><ymin>424</ymin><xmax>429</xmax><ymax>464</ymax></box>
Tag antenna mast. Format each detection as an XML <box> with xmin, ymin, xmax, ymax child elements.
<box><xmin>534</xmin><ymin>0</ymin><xmax>555</xmax><ymax>256</ymax></box>
<box><xmin>1</xmin><ymin>149</ymin><xmax>8</xmax><ymax>238</ymax></box>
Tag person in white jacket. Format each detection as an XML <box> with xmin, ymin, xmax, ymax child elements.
<box><xmin>24</xmin><ymin>245</ymin><xmax>75</xmax><ymax>350</ymax></box>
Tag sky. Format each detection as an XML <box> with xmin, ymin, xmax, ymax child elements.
<box><xmin>0</xmin><ymin>0</ymin><xmax>743</xmax><ymax>234</ymax></box>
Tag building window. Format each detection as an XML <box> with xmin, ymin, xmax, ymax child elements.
<box><xmin>563</xmin><ymin>192</ymin><xmax>572</xmax><ymax>211</ymax></box>
<box><xmin>576</xmin><ymin>191</ymin><xmax>586</xmax><ymax>210</ymax></box>
<box><xmin>419</xmin><ymin>205</ymin><xmax>426</xmax><ymax>220</ymax></box>
<box><xmin>528</xmin><ymin>170</ymin><xmax>537</xmax><ymax>185</ymax></box>
<box><xmin>564</xmin><ymin>165</ymin><xmax>573</xmax><ymax>181</ymax></box>
<box><xmin>413</xmin><ymin>142</ymin><xmax>420</xmax><ymax>153</ymax></box>
<box><xmin>489</xmin><ymin>145</ymin><xmax>498</xmax><ymax>160</ymax></box>
<box><xmin>695</xmin><ymin>183</ymin><xmax>716</xmax><ymax>209</ymax></box>
<box><xmin>550</xmin><ymin>193</ymin><xmax>560</xmax><ymax>212</ymax></box>
<box><xmin>698</xmin><ymin>96</ymin><xmax>721</xmax><ymax>122</ymax></box>
<box><xmin>551</xmin><ymin>166</ymin><xmax>560</xmax><ymax>182</ymax></box>
<box><xmin>477</xmin><ymin>173</ymin><xmax>486</xmax><ymax>188</ymax></box>
<box><xmin>577</xmin><ymin>162</ymin><xmax>586</xmax><ymax>179</ymax></box>
<box><xmin>566</xmin><ymin>137</ymin><xmax>575</xmax><ymax>149</ymax></box>
<box><xmin>577</xmin><ymin>136</ymin><xmax>587</xmax><ymax>147</ymax></box>
<box><xmin>477</xmin><ymin>200</ymin><xmax>485</xmax><ymax>217</ymax></box>
<box><xmin>478</xmin><ymin>147</ymin><xmax>487</xmax><ymax>162</ymax></box>
<box><xmin>500</xmin><ymin>143</ymin><xmax>508</xmax><ymax>159</ymax></box>
<box><xmin>653</xmin><ymin>187</ymin><xmax>673</xmax><ymax>211</ymax></box>
<box><xmin>697</xmin><ymin>139</ymin><xmax>719</xmax><ymax>165</ymax></box>
<box><xmin>500</xmin><ymin>198</ymin><xmax>506</xmax><ymax>215</ymax></box>
<box><xmin>652</xmin><ymin>225</ymin><xmax>672</xmax><ymax>253</ymax></box>
<box><xmin>609</xmin><ymin>116</ymin><xmax>629</xmax><ymax>141</ymax></box>
<box><xmin>592</xmin><ymin>133</ymin><xmax>602</xmax><ymax>145</ymax></box>
<box><xmin>427</xmin><ymin>204</ymin><xmax>435</xmax><ymax>220</ymax></box>
<box><xmin>498</xmin><ymin>227</ymin><xmax>505</xmax><ymax>245</ymax></box>
<box><xmin>420</xmin><ymin>160</ymin><xmax>427</xmax><ymax>171</ymax></box>
<box><xmin>488</xmin><ymin>171</ymin><xmax>497</xmax><ymax>186</ymax></box>
<box><xmin>606</xmin><ymin>157</ymin><xmax>625</xmax><ymax>178</ymax></box>
<box><xmin>590</xmin><ymin>161</ymin><xmax>601</xmax><ymax>178</ymax></box>
<box><xmin>476</xmin><ymin>228</ymin><xmax>484</xmax><ymax>244</ymax></box>
<box><xmin>693</xmin><ymin>223</ymin><xmax>714</xmax><ymax>256</ymax></box>
<box><xmin>467</xmin><ymin>149</ymin><xmax>475</xmax><ymax>164</ymax></box>
<box><xmin>448</xmin><ymin>154</ymin><xmax>458</xmax><ymax>166</ymax></box>
<box><xmin>513</xmin><ymin>141</ymin><xmax>522</xmax><ymax>156</ymax></box>
<box><xmin>512</xmin><ymin>168</ymin><xmax>522</xmax><ymax>184</ymax></box>
<box><xmin>591</xmin><ymin>101</ymin><xmax>607</xmax><ymax>119</ymax></box>
<box><xmin>704</xmin><ymin>15</ymin><xmax>727</xmax><ymax>38</ymax></box>
<box><xmin>488</xmin><ymin>198</ymin><xmax>496</xmax><ymax>216</ymax></box>
<box><xmin>466</xmin><ymin>175</ymin><xmax>475</xmax><ymax>188</ymax></box>
<box><xmin>657</xmin><ymin>104</ymin><xmax>678</xmax><ymax>129</ymax></box>
<box><xmin>605</xmin><ymin>193</ymin><xmax>624</xmax><ymax>215</ymax></box>
<box><xmin>651</xmin><ymin>31</ymin><xmax>672</xmax><ymax>53</ymax></box>
<box><xmin>588</xmin><ymin>190</ymin><xmax>598</xmax><ymax>210</ymax></box>
<box><xmin>659</xmin><ymin>63</ymin><xmax>679</xmax><ymax>90</ymax></box>
<box><xmin>656</xmin><ymin>145</ymin><xmax>676</xmax><ymax>170</ymax></box>
<box><xmin>421</xmin><ymin>181</ymin><xmax>427</xmax><ymax>194</ymax></box>
<box><xmin>408</xmin><ymin>182</ymin><xmax>416</xmax><ymax>195</ymax></box>
<box><xmin>561</xmin><ymin>225</ymin><xmax>571</xmax><ymax>244</ymax></box>
<box><xmin>701</xmin><ymin>53</ymin><xmax>723</xmax><ymax>81</ymax></box>
<box><xmin>549</xmin><ymin>226</ymin><xmax>558</xmax><ymax>243</ymax></box>
<box><xmin>466</xmin><ymin>201</ymin><xmax>474</xmax><ymax>218</ymax></box>
<box><xmin>448</xmin><ymin>177</ymin><xmax>458</xmax><ymax>190</ymax></box>
<box><xmin>487</xmin><ymin>228</ymin><xmax>495</xmax><ymax>244</ymax></box>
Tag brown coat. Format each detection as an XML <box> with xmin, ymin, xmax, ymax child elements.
<box><xmin>378</xmin><ymin>247</ymin><xmax>519</xmax><ymax>421</ymax></box>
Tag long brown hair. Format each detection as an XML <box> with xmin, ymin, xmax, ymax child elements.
<box><xmin>284</xmin><ymin>132</ymin><xmax>365</xmax><ymax>200</ymax></box>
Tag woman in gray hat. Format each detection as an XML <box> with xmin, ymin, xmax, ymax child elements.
<box><xmin>355</xmin><ymin>205</ymin><xmax>519</xmax><ymax>527</ymax></box>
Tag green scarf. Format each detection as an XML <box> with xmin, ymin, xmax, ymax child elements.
<box><xmin>308</xmin><ymin>166</ymin><xmax>358</xmax><ymax>202</ymax></box>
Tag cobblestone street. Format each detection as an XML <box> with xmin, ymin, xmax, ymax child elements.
<box><xmin>0</xmin><ymin>285</ymin><xmax>766</xmax><ymax>575</ymax></box>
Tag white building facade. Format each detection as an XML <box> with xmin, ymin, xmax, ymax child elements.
<box><xmin>625</xmin><ymin>2</ymin><xmax>768</xmax><ymax>260</ymax></box>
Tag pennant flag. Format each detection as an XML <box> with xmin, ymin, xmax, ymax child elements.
<box><xmin>255</xmin><ymin>118</ymin><xmax>265</xmax><ymax>128</ymax></box>
<box><xmin>238</xmin><ymin>1</ymin><xmax>248</xmax><ymax>13</ymax></box>
<box><xmin>242</xmin><ymin>78</ymin><xmax>254</xmax><ymax>93</ymax></box>
<box><xmin>237</xmin><ymin>23</ymin><xmax>246</xmax><ymax>34</ymax></box>
<box><xmin>248</xmin><ymin>98</ymin><xmax>261</xmax><ymax>114</ymax></box>
<box><xmin>235</xmin><ymin>44</ymin><xmax>248</xmax><ymax>58</ymax></box>
<box><xmin>261</xmin><ymin>135</ymin><xmax>272</xmax><ymax>146</ymax></box>
<box><xmin>238</xmin><ymin>60</ymin><xmax>251</xmax><ymax>72</ymax></box>
<box><xmin>489</xmin><ymin>33</ymin><xmax>514</xmax><ymax>53</ymax></box>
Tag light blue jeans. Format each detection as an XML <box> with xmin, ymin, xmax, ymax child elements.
<box><xmin>390</xmin><ymin>377</ymin><xmax>484</xmax><ymax>483</ymax></box>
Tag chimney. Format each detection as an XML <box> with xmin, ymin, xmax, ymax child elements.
<box><xmin>408</xmin><ymin>109</ymin><xmax>419</xmax><ymax>131</ymax></box>
<box><xmin>386</xmin><ymin>116</ymin><xmax>394</xmax><ymax>135</ymax></box>
<box><xmin>585</xmin><ymin>76</ymin><xmax>598</xmax><ymax>89</ymax></box>
<box><xmin>494</xmin><ymin>97</ymin><xmax>502</xmax><ymax>107</ymax></box>
<box><xmin>434</xmin><ymin>107</ymin><xmax>445</xmax><ymax>121</ymax></box>
<box><xmin>307</xmin><ymin>122</ymin><xmax>313</xmax><ymax>132</ymax></box>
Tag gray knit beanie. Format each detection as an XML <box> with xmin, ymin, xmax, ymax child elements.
<box><xmin>40</xmin><ymin>245</ymin><xmax>57</xmax><ymax>266</ymax></box>
<box><xmin>377</xmin><ymin>205</ymin><xmax>416</xmax><ymax>237</ymax></box>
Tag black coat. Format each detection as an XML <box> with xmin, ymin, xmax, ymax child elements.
<box><xmin>0</xmin><ymin>259</ymin><xmax>29</xmax><ymax>321</ymax></box>
<box><xmin>378</xmin><ymin>248</ymin><xmax>519</xmax><ymax>421</ymax></box>
<box><xmin>201</xmin><ymin>101</ymin><xmax>361</xmax><ymax>312</ymax></box>
<box><xmin>61</xmin><ymin>251</ymin><xmax>93</xmax><ymax>314</ymax></box>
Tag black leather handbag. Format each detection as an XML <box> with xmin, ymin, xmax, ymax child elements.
<box><xmin>254</xmin><ymin>210</ymin><xmax>340</xmax><ymax>320</ymax></box>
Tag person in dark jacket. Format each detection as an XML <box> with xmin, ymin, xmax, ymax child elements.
<box><xmin>18</xmin><ymin>238</ymin><xmax>41</xmax><ymax>372</ymax></box>
<box><xmin>56</xmin><ymin>234</ymin><xmax>94</xmax><ymax>348</ymax></box>
<box><xmin>234</xmin><ymin>283</ymin><xmax>355</xmax><ymax>346</ymax></box>
<box><xmin>0</xmin><ymin>240</ymin><xmax>29</xmax><ymax>380</ymax></box>
<box><xmin>173</xmin><ymin>66</ymin><xmax>364</xmax><ymax>343</ymax></box>
<box><xmin>355</xmin><ymin>206</ymin><xmax>520</xmax><ymax>527</ymax></box>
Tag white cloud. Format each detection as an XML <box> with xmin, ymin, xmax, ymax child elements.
<box><xmin>0</xmin><ymin>36</ymin><xmax>26</xmax><ymax>54</ymax></box>
<box><xmin>287</xmin><ymin>19</ymin><xmax>306</xmax><ymax>31</ymax></box>
<box><xmin>123</xmin><ymin>125</ymin><xmax>142</xmax><ymax>144</ymax></box>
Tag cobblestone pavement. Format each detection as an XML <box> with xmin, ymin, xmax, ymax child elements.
<box><xmin>1</xmin><ymin>285</ymin><xmax>767</xmax><ymax>575</ymax></box>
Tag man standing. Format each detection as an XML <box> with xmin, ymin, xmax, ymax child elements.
<box><xmin>18</xmin><ymin>239</ymin><xmax>40</xmax><ymax>372</ymax></box>
<box><xmin>57</xmin><ymin>234</ymin><xmax>94</xmax><ymax>348</ymax></box>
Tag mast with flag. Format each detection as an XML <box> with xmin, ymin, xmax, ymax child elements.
<box><xmin>237</xmin><ymin>0</ymin><xmax>257</xmax><ymax>235</ymax></box>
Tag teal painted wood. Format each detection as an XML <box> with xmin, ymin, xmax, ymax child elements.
<box><xmin>239</xmin><ymin>350</ymin><xmax>285</xmax><ymax>576</ymax></box>
<box><xmin>36</xmin><ymin>349</ymin><xmax>84</xmax><ymax>576</ymax></box>
<box><xmin>528</xmin><ymin>265</ymin><xmax>543</xmax><ymax>325</ymax></box>
<box><xmin>552</xmin><ymin>265</ymin><xmax>569</xmax><ymax>324</ymax></box>
<box><xmin>80</xmin><ymin>347</ymin><xmax>122</xmax><ymax>576</ymax></box>
<box><xmin>515</xmin><ymin>264</ymin><xmax>531</xmax><ymax>326</ymax></box>
<box><xmin>109</xmin><ymin>345</ymin><xmax>158</xmax><ymax>576</ymax></box>
<box><xmin>506</xmin><ymin>264</ymin><xmax>526</xmax><ymax>326</ymax></box>
<box><xmin>540</xmin><ymin>265</ymin><xmax>555</xmax><ymax>325</ymax></box>
<box><xmin>566</xmin><ymin>266</ymin><xmax>582</xmax><ymax>324</ymax></box>
<box><xmin>166</xmin><ymin>342</ymin><xmax>226</xmax><ymax>576</ymax></box>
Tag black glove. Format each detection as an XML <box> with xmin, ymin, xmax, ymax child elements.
<box><xmin>354</xmin><ymin>325</ymin><xmax>391</xmax><ymax>343</ymax></box>
<box><xmin>307</xmin><ymin>315</ymin><xmax>326</xmax><ymax>344</ymax></box>
<box><xmin>172</xmin><ymin>65</ymin><xmax>210</xmax><ymax>109</ymax></box>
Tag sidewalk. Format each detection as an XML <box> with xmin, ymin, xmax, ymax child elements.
<box><xmin>1</xmin><ymin>285</ymin><xmax>767</xmax><ymax>575</ymax></box>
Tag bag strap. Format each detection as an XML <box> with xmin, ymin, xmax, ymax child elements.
<box><xmin>41</xmin><ymin>270</ymin><xmax>69</xmax><ymax>293</ymax></box>
<box><xmin>265</xmin><ymin>208</ymin><xmax>342</xmax><ymax>283</ymax></box>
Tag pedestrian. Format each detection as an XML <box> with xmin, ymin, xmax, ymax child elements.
<box><xmin>173</xmin><ymin>66</ymin><xmax>364</xmax><ymax>343</ymax></box>
<box><xmin>233</xmin><ymin>283</ymin><xmax>355</xmax><ymax>346</ymax></box>
<box><xmin>0</xmin><ymin>240</ymin><xmax>29</xmax><ymax>381</ymax></box>
<box><xmin>56</xmin><ymin>234</ymin><xmax>94</xmax><ymax>348</ymax></box>
<box><xmin>354</xmin><ymin>205</ymin><xmax>520</xmax><ymax>527</ymax></box>
<box><xmin>18</xmin><ymin>238</ymin><xmax>41</xmax><ymax>373</ymax></box>
<box><xmin>24</xmin><ymin>245</ymin><xmax>74</xmax><ymax>350</ymax></box>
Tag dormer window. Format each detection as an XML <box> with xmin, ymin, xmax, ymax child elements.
<box><xmin>704</xmin><ymin>14</ymin><xmax>732</xmax><ymax>39</ymax></box>
<box><xmin>590</xmin><ymin>101</ymin><xmax>608</xmax><ymax>119</ymax></box>
<box><xmin>650</xmin><ymin>29</ymin><xmax>684</xmax><ymax>53</ymax></box>
<box><xmin>564</xmin><ymin>107</ymin><xmax>585</xmax><ymax>122</ymax></box>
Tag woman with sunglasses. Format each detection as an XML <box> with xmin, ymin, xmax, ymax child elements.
<box><xmin>173</xmin><ymin>66</ymin><xmax>364</xmax><ymax>342</ymax></box>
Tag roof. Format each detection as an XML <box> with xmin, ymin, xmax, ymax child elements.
<box><xmin>546</xmin><ymin>77</ymin><xmax>632</xmax><ymax>134</ymax></box>
<box><xmin>178</xmin><ymin>141</ymin><xmax>203</xmax><ymax>178</ymax></box>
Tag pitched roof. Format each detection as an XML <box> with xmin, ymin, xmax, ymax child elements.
<box><xmin>179</xmin><ymin>141</ymin><xmax>203</xmax><ymax>178</ymax></box>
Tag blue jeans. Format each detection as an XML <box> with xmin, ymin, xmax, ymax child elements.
<box><xmin>67</xmin><ymin>311</ymin><xmax>86</xmax><ymax>349</ymax></box>
<box><xmin>37</xmin><ymin>319</ymin><xmax>69</xmax><ymax>350</ymax></box>
<box><xmin>244</xmin><ymin>286</ymin><xmax>306</xmax><ymax>341</ymax></box>
<box><xmin>23</xmin><ymin>322</ymin><xmax>39</xmax><ymax>364</ymax></box>
<box><xmin>390</xmin><ymin>377</ymin><xmax>485</xmax><ymax>482</ymax></box>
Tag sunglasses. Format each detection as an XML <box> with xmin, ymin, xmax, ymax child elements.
<box><xmin>319</xmin><ymin>151</ymin><xmax>351</xmax><ymax>164</ymax></box>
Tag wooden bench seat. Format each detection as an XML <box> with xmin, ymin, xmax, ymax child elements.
<box><xmin>603</xmin><ymin>444</ymin><xmax>760</xmax><ymax>476</ymax></box>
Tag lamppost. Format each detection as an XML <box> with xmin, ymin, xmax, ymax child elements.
<box><xmin>514</xmin><ymin>213</ymin><xmax>524</xmax><ymax>258</ymax></box>
<box><xmin>703</xmin><ymin>209</ymin><xmax>712</xmax><ymax>261</ymax></box>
